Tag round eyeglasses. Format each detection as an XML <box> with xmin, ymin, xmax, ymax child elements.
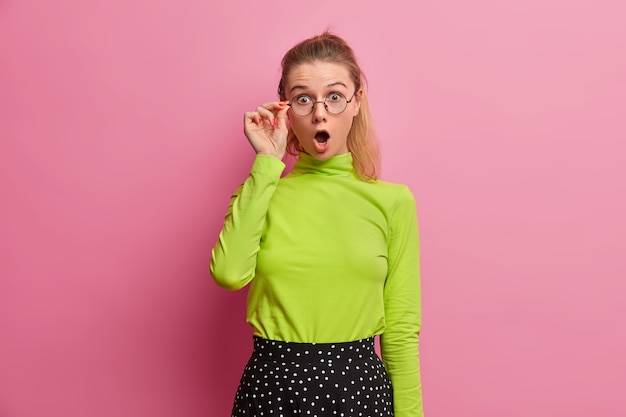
<box><xmin>288</xmin><ymin>92</ymin><xmax>356</xmax><ymax>117</ymax></box>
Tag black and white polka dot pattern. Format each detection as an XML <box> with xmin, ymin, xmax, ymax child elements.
<box><xmin>231</xmin><ymin>337</ymin><xmax>394</xmax><ymax>417</ymax></box>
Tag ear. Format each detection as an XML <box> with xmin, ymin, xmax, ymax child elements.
<box><xmin>352</xmin><ymin>89</ymin><xmax>363</xmax><ymax>117</ymax></box>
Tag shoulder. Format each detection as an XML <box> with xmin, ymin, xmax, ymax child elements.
<box><xmin>368</xmin><ymin>179</ymin><xmax>416</xmax><ymax>205</ymax></box>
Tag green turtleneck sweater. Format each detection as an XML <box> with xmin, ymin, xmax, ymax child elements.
<box><xmin>211</xmin><ymin>152</ymin><xmax>423</xmax><ymax>417</ymax></box>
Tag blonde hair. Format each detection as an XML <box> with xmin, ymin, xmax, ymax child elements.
<box><xmin>278</xmin><ymin>32</ymin><xmax>380</xmax><ymax>181</ymax></box>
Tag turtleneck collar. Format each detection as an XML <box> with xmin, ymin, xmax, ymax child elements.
<box><xmin>291</xmin><ymin>152</ymin><xmax>356</xmax><ymax>178</ymax></box>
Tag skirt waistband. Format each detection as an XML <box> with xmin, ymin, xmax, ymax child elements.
<box><xmin>252</xmin><ymin>336</ymin><xmax>376</xmax><ymax>363</ymax></box>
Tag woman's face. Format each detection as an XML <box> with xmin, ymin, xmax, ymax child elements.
<box><xmin>284</xmin><ymin>61</ymin><xmax>361</xmax><ymax>160</ymax></box>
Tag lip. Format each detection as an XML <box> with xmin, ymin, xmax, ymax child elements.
<box><xmin>313</xmin><ymin>130</ymin><xmax>330</xmax><ymax>153</ymax></box>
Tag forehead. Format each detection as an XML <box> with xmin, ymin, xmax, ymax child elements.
<box><xmin>285</xmin><ymin>61</ymin><xmax>354</xmax><ymax>92</ymax></box>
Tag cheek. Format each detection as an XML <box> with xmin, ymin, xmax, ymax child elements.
<box><xmin>290</xmin><ymin>118</ymin><xmax>304</xmax><ymax>133</ymax></box>
<box><xmin>341</xmin><ymin>115</ymin><xmax>356</xmax><ymax>132</ymax></box>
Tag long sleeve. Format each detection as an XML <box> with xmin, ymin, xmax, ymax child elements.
<box><xmin>210</xmin><ymin>154</ymin><xmax>285</xmax><ymax>290</ymax></box>
<box><xmin>381</xmin><ymin>185</ymin><xmax>424</xmax><ymax>417</ymax></box>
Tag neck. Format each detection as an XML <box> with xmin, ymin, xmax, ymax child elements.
<box><xmin>291</xmin><ymin>152</ymin><xmax>355</xmax><ymax>178</ymax></box>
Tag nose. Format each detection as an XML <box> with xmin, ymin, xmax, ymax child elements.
<box><xmin>312</xmin><ymin>101</ymin><xmax>328</xmax><ymax>122</ymax></box>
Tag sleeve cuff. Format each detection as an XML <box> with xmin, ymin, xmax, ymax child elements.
<box><xmin>251</xmin><ymin>154</ymin><xmax>286</xmax><ymax>176</ymax></box>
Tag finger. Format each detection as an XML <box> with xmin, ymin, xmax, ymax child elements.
<box><xmin>275</xmin><ymin>103</ymin><xmax>289</xmax><ymax>131</ymax></box>
<box><xmin>260</xmin><ymin>101</ymin><xmax>286</xmax><ymax>112</ymax></box>
<box><xmin>256</xmin><ymin>106</ymin><xmax>275</xmax><ymax>126</ymax></box>
<box><xmin>244</xmin><ymin>112</ymin><xmax>262</xmax><ymax>126</ymax></box>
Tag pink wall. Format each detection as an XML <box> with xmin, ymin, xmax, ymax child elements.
<box><xmin>1</xmin><ymin>1</ymin><xmax>624</xmax><ymax>416</ymax></box>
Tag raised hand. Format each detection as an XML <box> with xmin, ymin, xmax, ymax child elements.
<box><xmin>243</xmin><ymin>101</ymin><xmax>290</xmax><ymax>160</ymax></box>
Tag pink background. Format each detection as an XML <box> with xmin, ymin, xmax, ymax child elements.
<box><xmin>1</xmin><ymin>0</ymin><xmax>625</xmax><ymax>416</ymax></box>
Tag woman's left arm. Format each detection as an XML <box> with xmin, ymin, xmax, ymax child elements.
<box><xmin>380</xmin><ymin>185</ymin><xmax>424</xmax><ymax>417</ymax></box>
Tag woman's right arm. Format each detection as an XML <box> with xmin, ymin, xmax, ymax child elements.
<box><xmin>210</xmin><ymin>155</ymin><xmax>285</xmax><ymax>290</ymax></box>
<box><xmin>210</xmin><ymin>101</ymin><xmax>290</xmax><ymax>290</ymax></box>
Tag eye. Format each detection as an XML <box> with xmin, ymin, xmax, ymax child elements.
<box><xmin>327</xmin><ymin>92</ymin><xmax>343</xmax><ymax>102</ymax></box>
<box><xmin>295</xmin><ymin>95</ymin><xmax>312</xmax><ymax>105</ymax></box>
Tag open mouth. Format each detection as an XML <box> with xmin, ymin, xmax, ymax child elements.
<box><xmin>313</xmin><ymin>130</ymin><xmax>330</xmax><ymax>152</ymax></box>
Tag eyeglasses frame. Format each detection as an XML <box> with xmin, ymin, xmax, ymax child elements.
<box><xmin>287</xmin><ymin>91</ymin><xmax>357</xmax><ymax>117</ymax></box>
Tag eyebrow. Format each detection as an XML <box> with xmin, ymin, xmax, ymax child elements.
<box><xmin>289</xmin><ymin>82</ymin><xmax>349</xmax><ymax>94</ymax></box>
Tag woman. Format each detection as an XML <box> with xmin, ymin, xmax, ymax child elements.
<box><xmin>211</xmin><ymin>31</ymin><xmax>423</xmax><ymax>417</ymax></box>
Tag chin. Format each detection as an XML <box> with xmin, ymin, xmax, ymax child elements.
<box><xmin>311</xmin><ymin>151</ymin><xmax>334</xmax><ymax>160</ymax></box>
<box><xmin>303</xmin><ymin>147</ymin><xmax>343</xmax><ymax>160</ymax></box>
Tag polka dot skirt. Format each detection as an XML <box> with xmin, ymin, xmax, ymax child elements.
<box><xmin>231</xmin><ymin>336</ymin><xmax>394</xmax><ymax>417</ymax></box>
